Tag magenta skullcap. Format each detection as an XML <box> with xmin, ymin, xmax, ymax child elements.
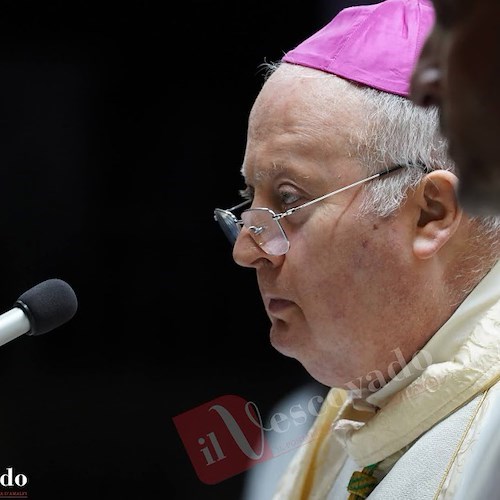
<box><xmin>282</xmin><ymin>0</ymin><xmax>434</xmax><ymax>97</ymax></box>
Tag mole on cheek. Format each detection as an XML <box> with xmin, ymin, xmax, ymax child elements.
<box><xmin>373</xmin><ymin>224</ymin><xmax>379</xmax><ymax>230</ymax></box>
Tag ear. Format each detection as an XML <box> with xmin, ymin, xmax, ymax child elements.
<box><xmin>412</xmin><ymin>170</ymin><xmax>463</xmax><ymax>259</ymax></box>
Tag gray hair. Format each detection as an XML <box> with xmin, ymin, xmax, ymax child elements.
<box><xmin>351</xmin><ymin>85</ymin><xmax>500</xmax><ymax>239</ymax></box>
<box><xmin>354</xmin><ymin>87</ymin><xmax>452</xmax><ymax>215</ymax></box>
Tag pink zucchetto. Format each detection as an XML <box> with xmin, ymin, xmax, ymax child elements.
<box><xmin>282</xmin><ymin>0</ymin><xmax>434</xmax><ymax>97</ymax></box>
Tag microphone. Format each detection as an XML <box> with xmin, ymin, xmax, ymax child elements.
<box><xmin>0</xmin><ymin>278</ymin><xmax>78</xmax><ymax>348</ymax></box>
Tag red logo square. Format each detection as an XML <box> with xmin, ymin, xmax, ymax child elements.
<box><xmin>173</xmin><ymin>394</ymin><xmax>273</xmax><ymax>484</ymax></box>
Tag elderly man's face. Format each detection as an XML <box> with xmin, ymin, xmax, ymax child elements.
<box><xmin>410</xmin><ymin>0</ymin><xmax>500</xmax><ymax>215</ymax></box>
<box><xmin>233</xmin><ymin>67</ymin><xmax>444</xmax><ymax>390</ymax></box>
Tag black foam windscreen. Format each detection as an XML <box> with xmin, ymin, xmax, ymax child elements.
<box><xmin>14</xmin><ymin>278</ymin><xmax>78</xmax><ymax>336</ymax></box>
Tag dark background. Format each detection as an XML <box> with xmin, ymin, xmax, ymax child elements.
<box><xmin>0</xmin><ymin>1</ymin><xmax>378</xmax><ymax>499</ymax></box>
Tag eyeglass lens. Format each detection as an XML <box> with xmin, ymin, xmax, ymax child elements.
<box><xmin>215</xmin><ymin>207</ymin><xmax>290</xmax><ymax>255</ymax></box>
<box><xmin>241</xmin><ymin>209</ymin><xmax>290</xmax><ymax>255</ymax></box>
<box><xmin>214</xmin><ymin>209</ymin><xmax>240</xmax><ymax>243</ymax></box>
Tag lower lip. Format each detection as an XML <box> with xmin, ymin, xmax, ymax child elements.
<box><xmin>268</xmin><ymin>299</ymin><xmax>294</xmax><ymax>314</ymax></box>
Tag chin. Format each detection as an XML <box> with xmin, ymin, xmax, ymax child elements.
<box><xmin>269</xmin><ymin>319</ymin><xmax>302</xmax><ymax>358</ymax></box>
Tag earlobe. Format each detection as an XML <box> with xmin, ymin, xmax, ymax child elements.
<box><xmin>412</xmin><ymin>171</ymin><xmax>462</xmax><ymax>260</ymax></box>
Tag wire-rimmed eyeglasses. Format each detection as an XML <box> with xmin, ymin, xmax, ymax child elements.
<box><xmin>213</xmin><ymin>165</ymin><xmax>404</xmax><ymax>256</ymax></box>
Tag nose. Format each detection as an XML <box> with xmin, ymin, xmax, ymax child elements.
<box><xmin>410</xmin><ymin>36</ymin><xmax>442</xmax><ymax>108</ymax></box>
<box><xmin>232</xmin><ymin>228</ymin><xmax>284</xmax><ymax>269</ymax></box>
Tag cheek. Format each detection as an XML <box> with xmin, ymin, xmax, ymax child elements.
<box><xmin>291</xmin><ymin>219</ymin><xmax>398</xmax><ymax>317</ymax></box>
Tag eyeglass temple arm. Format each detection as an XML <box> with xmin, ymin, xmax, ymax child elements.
<box><xmin>228</xmin><ymin>199</ymin><xmax>251</xmax><ymax>212</ymax></box>
<box><xmin>213</xmin><ymin>199</ymin><xmax>250</xmax><ymax>221</ymax></box>
<box><xmin>280</xmin><ymin>165</ymin><xmax>406</xmax><ymax>217</ymax></box>
<box><xmin>280</xmin><ymin>165</ymin><xmax>404</xmax><ymax>218</ymax></box>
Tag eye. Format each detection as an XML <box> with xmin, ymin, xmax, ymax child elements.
<box><xmin>278</xmin><ymin>186</ymin><xmax>303</xmax><ymax>208</ymax></box>
<box><xmin>238</xmin><ymin>183</ymin><xmax>305</xmax><ymax>210</ymax></box>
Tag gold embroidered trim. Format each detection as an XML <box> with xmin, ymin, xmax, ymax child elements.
<box><xmin>432</xmin><ymin>390</ymin><xmax>489</xmax><ymax>500</ymax></box>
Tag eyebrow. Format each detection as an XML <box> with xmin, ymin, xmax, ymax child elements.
<box><xmin>241</xmin><ymin>162</ymin><xmax>311</xmax><ymax>185</ymax></box>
